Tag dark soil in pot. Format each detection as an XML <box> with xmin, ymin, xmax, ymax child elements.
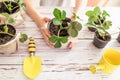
<box><xmin>0</xmin><ymin>24</ymin><xmax>16</xmax><ymax>45</ymax></box>
<box><xmin>93</xmin><ymin>31</ymin><xmax>111</xmax><ymax>48</ymax></box>
<box><xmin>0</xmin><ymin>1</ymin><xmax>20</xmax><ymax>14</ymax></box>
<box><xmin>117</xmin><ymin>33</ymin><xmax>120</xmax><ymax>43</ymax></box>
<box><xmin>48</xmin><ymin>17</ymin><xmax>71</xmax><ymax>37</ymax></box>
<box><xmin>88</xmin><ymin>27</ymin><xmax>97</xmax><ymax>32</ymax></box>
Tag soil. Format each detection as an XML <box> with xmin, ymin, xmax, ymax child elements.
<box><xmin>49</xmin><ymin>17</ymin><xmax>71</xmax><ymax>37</ymax></box>
<box><xmin>96</xmin><ymin>31</ymin><xmax>111</xmax><ymax>41</ymax></box>
<box><xmin>0</xmin><ymin>1</ymin><xmax>20</xmax><ymax>14</ymax></box>
<box><xmin>0</xmin><ymin>24</ymin><xmax>16</xmax><ymax>45</ymax></box>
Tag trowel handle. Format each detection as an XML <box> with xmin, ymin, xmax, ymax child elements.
<box><xmin>89</xmin><ymin>65</ymin><xmax>104</xmax><ymax>74</ymax></box>
<box><xmin>28</xmin><ymin>37</ymin><xmax>36</xmax><ymax>55</ymax></box>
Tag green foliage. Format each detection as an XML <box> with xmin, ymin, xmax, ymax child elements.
<box><xmin>49</xmin><ymin>8</ymin><xmax>82</xmax><ymax>48</ymax></box>
<box><xmin>49</xmin><ymin>36</ymin><xmax>68</xmax><ymax>48</ymax></box>
<box><xmin>19</xmin><ymin>34</ymin><xmax>28</xmax><ymax>43</ymax></box>
<box><xmin>85</xmin><ymin>6</ymin><xmax>112</xmax><ymax>38</ymax></box>
<box><xmin>1</xmin><ymin>12</ymin><xmax>28</xmax><ymax>43</ymax></box>
<box><xmin>3</xmin><ymin>25</ymin><xmax>9</xmax><ymax>33</ymax></box>
<box><xmin>68</xmin><ymin>21</ymin><xmax>82</xmax><ymax>37</ymax></box>
<box><xmin>53</xmin><ymin>8</ymin><xmax>66</xmax><ymax>25</ymax></box>
<box><xmin>73</xmin><ymin>13</ymin><xmax>80</xmax><ymax>20</ymax></box>
<box><xmin>2</xmin><ymin>13</ymin><xmax>15</xmax><ymax>24</ymax></box>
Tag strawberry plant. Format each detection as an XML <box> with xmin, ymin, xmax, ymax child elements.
<box><xmin>49</xmin><ymin>8</ymin><xmax>82</xmax><ymax>48</ymax></box>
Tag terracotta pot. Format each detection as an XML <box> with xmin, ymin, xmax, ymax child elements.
<box><xmin>0</xmin><ymin>24</ymin><xmax>20</xmax><ymax>54</ymax></box>
<box><xmin>93</xmin><ymin>31</ymin><xmax>111</xmax><ymax>48</ymax></box>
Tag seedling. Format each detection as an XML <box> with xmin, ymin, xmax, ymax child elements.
<box><xmin>86</xmin><ymin>7</ymin><xmax>112</xmax><ymax>40</ymax></box>
<box><xmin>2</xmin><ymin>0</ymin><xmax>25</xmax><ymax>14</ymax></box>
<box><xmin>49</xmin><ymin>8</ymin><xmax>82</xmax><ymax>48</ymax></box>
<box><xmin>1</xmin><ymin>12</ymin><xmax>28</xmax><ymax>43</ymax></box>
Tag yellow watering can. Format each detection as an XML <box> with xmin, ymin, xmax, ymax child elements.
<box><xmin>90</xmin><ymin>48</ymin><xmax>120</xmax><ymax>74</ymax></box>
<box><xmin>23</xmin><ymin>37</ymin><xmax>42</xmax><ymax>79</ymax></box>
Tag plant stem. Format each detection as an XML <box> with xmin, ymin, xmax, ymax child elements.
<box><xmin>0</xmin><ymin>32</ymin><xmax>15</xmax><ymax>37</ymax></box>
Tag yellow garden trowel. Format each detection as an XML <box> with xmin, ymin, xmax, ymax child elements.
<box><xmin>23</xmin><ymin>37</ymin><xmax>42</xmax><ymax>80</ymax></box>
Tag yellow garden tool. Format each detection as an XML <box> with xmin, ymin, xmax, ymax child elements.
<box><xmin>90</xmin><ymin>48</ymin><xmax>120</xmax><ymax>74</ymax></box>
<box><xmin>23</xmin><ymin>37</ymin><xmax>42</xmax><ymax>79</ymax></box>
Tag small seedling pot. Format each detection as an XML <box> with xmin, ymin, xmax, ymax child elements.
<box><xmin>0</xmin><ymin>24</ymin><xmax>20</xmax><ymax>54</ymax></box>
<box><xmin>48</xmin><ymin>18</ymin><xmax>76</xmax><ymax>48</ymax></box>
<box><xmin>117</xmin><ymin>33</ymin><xmax>120</xmax><ymax>43</ymax></box>
<box><xmin>93</xmin><ymin>31</ymin><xmax>111</xmax><ymax>48</ymax></box>
<box><xmin>0</xmin><ymin>1</ymin><xmax>23</xmax><ymax>26</ymax></box>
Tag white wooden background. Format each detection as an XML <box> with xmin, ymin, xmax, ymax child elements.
<box><xmin>0</xmin><ymin>7</ymin><xmax>120</xmax><ymax>80</ymax></box>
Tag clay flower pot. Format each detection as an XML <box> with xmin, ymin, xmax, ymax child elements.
<box><xmin>0</xmin><ymin>24</ymin><xmax>20</xmax><ymax>54</ymax></box>
<box><xmin>93</xmin><ymin>31</ymin><xmax>111</xmax><ymax>48</ymax></box>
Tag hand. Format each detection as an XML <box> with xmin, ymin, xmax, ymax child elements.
<box><xmin>39</xmin><ymin>17</ymin><xmax>54</xmax><ymax>48</ymax></box>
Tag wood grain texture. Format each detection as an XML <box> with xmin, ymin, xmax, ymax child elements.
<box><xmin>0</xmin><ymin>7</ymin><xmax>120</xmax><ymax>80</ymax></box>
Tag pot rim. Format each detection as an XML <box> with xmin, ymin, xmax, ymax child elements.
<box><xmin>94</xmin><ymin>31</ymin><xmax>111</xmax><ymax>42</ymax></box>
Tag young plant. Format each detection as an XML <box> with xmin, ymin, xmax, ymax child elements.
<box><xmin>3</xmin><ymin>0</ymin><xmax>25</xmax><ymax>14</ymax></box>
<box><xmin>86</xmin><ymin>7</ymin><xmax>112</xmax><ymax>40</ymax></box>
<box><xmin>49</xmin><ymin>8</ymin><xmax>82</xmax><ymax>48</ymax></box>
<box><xmin>1</xmin><ymin>12</ymin><xmax>28</xmax><ymax>43</ymax></box>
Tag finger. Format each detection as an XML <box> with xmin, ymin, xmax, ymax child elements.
<box><xmin>67</xmin><ymin>41</ymin><xmax>73</xmax><ymax>50</ymax></box>
<box><xmin>44</xmin><ymin>17</ymin><xmax>51</xmax><ymax>23</ymax></box>
<box><xmin>42</xmin><ymin>33</ymin><xmax>54</xmax><ymax>48</ymax></box>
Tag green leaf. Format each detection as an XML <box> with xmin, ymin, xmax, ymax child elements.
<box><xmin>21</xmin><ymin>3</ymin><xmax>25</xmax><ymax>7</ymax></box>
<box><xmin>94</xmin><ymin>6</ymin><xmax>100</xmax><ymax>15</ymax></box>
<box><xmin>49</xmin><ymin>35</ymin><xmax>58</xmax><ymax>43</ymax></box>
<box><xmin>103</xmin><ymin>20</ymin><xmax>112</xmax><ymax>30</ymax></box>
<box><xmin>2</xmin><ymin>13</ymin><xmax>9</xmax><ymax>18</ymax></box>
<box><xmin>8</xmin><ymin>18</ymin><xmax>15</xmax><ymax>24</ymax></box>
<box><xmin>3</xmin><ymin>25</ymin><xmax>9</xmax><ymax>33</ymax></box>
<box><xmin>97</xmin><ymin>26</ymin><xmax>106</xmax><ymax>37</ymax></box>
<box><xmin>54</xmin><ymin>40</ymin><xmax>62</xmax><ymax>48</ymax></box>
<box><xmin>14</xmin><ymin>0</ymin><xmax>20</xmax><ymax>3</ymax></box>
<box><xmin>73</xmin><ymin>13</ymin><xmax>80</xmax><ymax>20</ymax></box>
<box><xmin>53</xmin><ymin>18</ymin><xmax>62</xmax><ymax>25</ymax></box>
<box><xmin>53</xmin><ymin>8</ymin><xmax>61</xmax><ymax>20</ymax></box>
<box><xmin>19</xmin><ymin>34</ymin><xmax>28</xmax><ymax>43</ymax></box>
<box><xmin>102</xmin><ymin>10</ymin><xmax>110</xmax><ymax>17</ymax></box>
<box><xmin>85</xmin><ymin>11</ymin><xmax>93</xmax><ymax>17</ymax></box>
<box><xmin>61</xmin><ymin>10</ymin><xmax>66</xmax><ymax>20</ymax></box>
<box><xmin>68</xmin><ymin>28</ymin><xmax>78</xmax><ymax>37</ymax></box>
<box><xmin>88</xmin><ymin>16</ymin><xmax>98</xmax><ymax>23</ymax></box>
<box><xmin>86</xmin><ymin>22</ymin><xmax>96</xmax><ymax>28</ymax></box>
<box><xmin>60</xmin><ymin>37</ymin><xmax>68</xmax><ymax>43</ymax></box>
<box><xmin>70</xmin><ymin>21</ymin><xmax>82</xmax><ymax>31</ymax></box>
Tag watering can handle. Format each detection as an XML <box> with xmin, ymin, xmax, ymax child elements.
<box><xmin>90</xmin><ymin>65</ymin><xmax>104</xmax><ymax>74</ymax></box>
<box><xmin>28</xmin><ymin>37</ymin><xmax>36</xmax><ymax>56</ymax></box>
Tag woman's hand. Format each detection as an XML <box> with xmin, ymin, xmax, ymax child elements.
<box><xmin>39</xmin><ymin>17</ymin><xmax>54</xmax><ymax>48</ymax></box>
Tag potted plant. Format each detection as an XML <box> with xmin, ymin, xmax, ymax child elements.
<box><xmin>0</xmin><ymin>0</ymin><xmax>25</xmax><ymax>25</ymax></box>
<box><xmin>85</xmin><ymin>6</ymin><xmax>110</xmax><ymax>32</ymax></box>
<box><xmin>48</xmin><ymin>8</ymin><xmax>82</xmax><ymax>48</ymax></box>
<box><xmin>90</xmin><ymin>10</ymin><xmax>112</xmax><ymax>48</ymax></box>
<box><xmin>0</xmin><ymin>13</ymin><xmax>27</xmax><ymax>54</ymax></box>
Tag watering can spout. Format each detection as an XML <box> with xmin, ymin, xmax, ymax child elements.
<box><xmin>90</xmin><ymin>65</ymin><xmax>104</xmax><ymax>74</ymax></box>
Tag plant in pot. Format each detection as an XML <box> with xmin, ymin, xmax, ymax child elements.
<box><xmin>48</xmin><ymin>8</ymin><xmax>82</xmax><ymax>48</ymax></box>
<box><xmin>85</xmin><ymin>6</ymin><xmax>110</xmax><ymax>32</ymax></box>
<box><xmin>0</xmin><ymin>13</ymin><xmax>27</xmax><ymax>54</ymax></box>
<box><xmin>0</xmin><ymin>0</ymin><xmax>25</xmax><ymax>25</ymax></box>
<box><xmin>92</xmin><ymin>18</ymin><xmax>112</xmax><ymax>48</ymax></box>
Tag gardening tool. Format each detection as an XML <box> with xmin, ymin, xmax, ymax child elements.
<box><xmin>23</xmin><ymin>37</ymin><xmax>42</xmax><ymax>79</ymax></box>
<box><xmin>90</xmin><ymin>48</ymin><xmax>120</xmax><ymax>74</ymax></box>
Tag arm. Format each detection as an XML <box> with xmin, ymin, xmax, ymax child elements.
<box><xmin>23</xmin><ymin>0</ymin><xmax>53</xmax><ymax>48</ymax></box>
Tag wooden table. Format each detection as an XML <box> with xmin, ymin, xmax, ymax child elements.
<box><xmin>0</xmin><ymin>7</ymin><xmax>120</xmax><ymax>80</ymax></box>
